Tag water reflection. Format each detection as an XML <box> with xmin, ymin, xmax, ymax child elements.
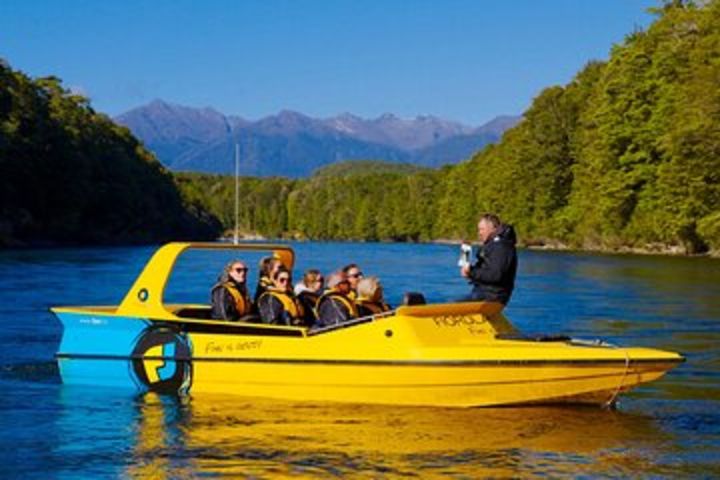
<box><xmin>1</xmin><ymin>244</ymin><xmax>719</xmax><ymax>477</ymax></box>
<box><xmin>107</xmin><ymin>392</ymin><xmax>685</xmax><ymax>478</ymax></box>
<box><xmin>126</xmin><ymin>394</ymin><xmax>195</xmax><ymax>479</ymax></box>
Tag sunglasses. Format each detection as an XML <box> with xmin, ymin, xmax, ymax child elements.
<box><xmin>234</xmin><ymin>267</ymin><xmax>248</xmax><ymax>273</ymax></box>
<box><xmin>348</xmin><ymin>272</ymin><xmax>363</xmax><ymax>278</ymax></box>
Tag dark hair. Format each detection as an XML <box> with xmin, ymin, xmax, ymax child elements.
<box><xmin>479</xmin><ymin>213</ymin><xmax>502</xmax><ymax>229</ymax></box>
<box><xmin>342</xmin><ymin>263</ymin><xmax>359</xmax><ymax>274</ymax></box>
<box><xmin>259</xmin><ymin>256</ymin><xmax>281</xmax><ymax>276</ymax></box>
<box><xmin>272</xmin><ymin>265</ymin><xmax>290</xmax><ymax>281</ymax></box>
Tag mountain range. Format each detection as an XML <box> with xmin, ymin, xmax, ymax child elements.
<box><xmin>115</xmin><ymin>100</ymin><xmax>520</xmax><ymax>177</ymax></box>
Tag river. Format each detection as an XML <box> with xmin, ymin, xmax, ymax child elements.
<box><xmin>0</xmin><ymin>242</ymin><xmax>718</xmax><ymax>478</ymax></box>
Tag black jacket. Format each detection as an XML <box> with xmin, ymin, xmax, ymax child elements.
<box><xmin>468</xmin><ymin>224</ymin><xmax>518</xmax><ymax>305</ymax></box>
<box><xmin>316</xmin><ymin>290</ymin><xmax>357</xmax><ymax>328</ymax></box>
<box><xmin>210</xmin><ymin>281</ymin><xmax>250</xmax><ymax>321</ymax></box>
<box><xmin>296</xmin><ymin>289</ymin><xmax>320</xmax><ymax>326</ymax></box>
<box><xmin>257</xmin><ymin>289</ymin><xmax>304</xmax><ymax>326</ymax></box>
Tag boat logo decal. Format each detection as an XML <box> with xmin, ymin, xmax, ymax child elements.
<box><xmin>130</xmin><ymin>326</ymin><xmax>192</xmax><ymax>395</ymax></box>
<box><xmin>432</xmin><ymin>314</ymin><xmax>486</xmax><ymax>327</ymax></box>
<box><xmin>79</xmin><ymin>317</ymin><xmax>108</xmax><ymax>326</ymax></box>
<box><xmin>432</xmin><ymin>315</ymin><xmax>488</xmax><ymax>335</ymax></box>
<box><xmin>204</xmin><ymin>339</ymin><xmax>263</xmax><ymax>354</ymax></box>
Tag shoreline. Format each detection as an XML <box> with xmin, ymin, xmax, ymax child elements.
<box><xmin>225</xmin><ymin>233</ymin><xmax>720</xmax><ymax>259</ymax></box>
<box><xmin>3</xmin><ymin>233</ymin><xmax>717</xmax><ymax>259</ymax></box>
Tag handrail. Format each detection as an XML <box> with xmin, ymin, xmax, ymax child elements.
<box><xmin>116</xmin><ymin>242</ymin><xmax>295</xmax><ymax>318</ymax></box>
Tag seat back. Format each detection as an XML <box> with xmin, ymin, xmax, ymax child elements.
<box><xmin>402</xmin><ymin>292</ymin><xmax>426</xmax><ymax>306</ymax></box>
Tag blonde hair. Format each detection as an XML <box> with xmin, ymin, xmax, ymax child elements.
<box><xmin>357</xmin><ymin>276</ymin><xmax>382</xmax><ymax>302</ymax></box>
<box><xmin>302</xmin><ymin>269</ymin><xmax>323</xmax><ymax>287</ymax></box>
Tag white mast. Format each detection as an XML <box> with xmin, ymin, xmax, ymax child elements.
<box><xmin>234</xmin><ymin>142</ymin><xmax>240</xmax><ymax>245</ymax></box>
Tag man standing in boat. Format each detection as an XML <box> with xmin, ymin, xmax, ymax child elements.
<box><xmin>460</xmin><ymin>213</ymin><xmax>518</xmax><ymax>305</ymax></box>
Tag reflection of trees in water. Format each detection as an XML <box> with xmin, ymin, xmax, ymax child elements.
<box><xmin>121</xmin><ymin>392</ymin><xmax>683</xmax><ymax>478</ymax></box>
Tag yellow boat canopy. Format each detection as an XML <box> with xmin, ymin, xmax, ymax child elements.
<box><xmin>116</xmin><ymin>242</ymin><xmax>295</xmax><ymax>318</ymax></box>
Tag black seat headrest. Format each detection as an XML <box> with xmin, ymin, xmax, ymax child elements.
<box><xmin>402</xmin><ymin>292</ymin><xmax>426</xmax><ymax>306</ymax></box>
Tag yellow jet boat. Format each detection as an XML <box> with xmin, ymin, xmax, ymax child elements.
<box><xmin>51</xmin><ymin>242</ymin><xmax>684</xmax><ymax>407</ymax></box>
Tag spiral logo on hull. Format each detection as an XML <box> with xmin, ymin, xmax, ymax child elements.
<box><xmin>130</xmin><ymin>326</ymin><xmax>193</xmax><ymax>395</ymax></box>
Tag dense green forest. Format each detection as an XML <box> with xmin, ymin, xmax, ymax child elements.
<box><xmin>178</xmin><ymin>1</ymin><xmax>720</xmax><ymax>254</ymax></box>
<box><xmin>456</xmin><ymin>0</ymin><xmax>720</xmax><ymax>253</ymax></box>
<box><xmin>176</xmin><ymin>161</ymin><xmax>439</xmax><ymax>241</ymax></box>
<box><xmin>3</xmin><ymin>1</ymin><xmax>719</xmax><ymax>254</ymax></box>
<box><xmin>0</xmin><ymin>60</ymin><xmax>220</xmax><ymax>246</ymax></box>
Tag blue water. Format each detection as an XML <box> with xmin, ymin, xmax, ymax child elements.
<box><xmin>0</xmin><ymin>242</ymin><xmax>719</xmax><ymax>478</ymax></box>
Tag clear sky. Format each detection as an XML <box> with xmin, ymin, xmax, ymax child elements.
<box><xmin>1</xmin><ymin>0</ymin><xmax>657</xmax><ymax>125</ymax></box>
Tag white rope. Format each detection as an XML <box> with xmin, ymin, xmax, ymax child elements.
<box><xmin>604</xmin><ymin>348</ymin><xmax>631</xmax><ymax>409</ymax></box>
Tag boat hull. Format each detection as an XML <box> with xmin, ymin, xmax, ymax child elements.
<box><xmin>53</xmin><ymin>305</ymin><xmax>683</xmax><ymax>407</ymax></box>
<box><xmin>186</xmin><ymin>357</ymin><xmax>675</xmax><ymax>407</ymax></box>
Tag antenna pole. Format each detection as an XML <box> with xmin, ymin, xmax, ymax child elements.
<box><xmin>234</xmin><ymin>142</ymin><xmax>240</xmax><ymax>245</ymax></box>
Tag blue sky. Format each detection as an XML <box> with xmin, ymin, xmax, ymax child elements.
<box><xmin>1</xmin><ymin>0</ymin><xmax>656</xmax><ymax>125</ymax></box>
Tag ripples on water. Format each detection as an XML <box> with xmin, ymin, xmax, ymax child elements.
<box><xmin>0</xmin><ymin>242</ymin><xmax>719</xmax><ymax>478</ymax></box>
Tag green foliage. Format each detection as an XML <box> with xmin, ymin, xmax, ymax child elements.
<box><xmin>175</xmin><ymin>173</ymin><xmax>295</xmax><ymax>239</ymax></box>
<box><xmin>311</xmin><ymin>160</ymin><xmax>425</xmax><ymax>179</ymax></box>
<box><xmin>561</xmin><ymin>0</ymin><xmax>720</xmax><ymax>252</ymax></box>
<box><xmin>0</xmin><ymin>60</ymin><xmax>221</xmax><ymax>246</ymax></box>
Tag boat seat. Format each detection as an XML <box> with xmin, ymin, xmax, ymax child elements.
<box><xmin>174</xmin><ymin>307</ymin><xmax>262</xmax><ymax>324</ymax></box>
<box><xmin>402</xmin><ymin>292</ymin><xmax>426</xmax><ymax>306</ymax></box>
<box><xmin>174</xmin><ymin>306</ymin><xmax>214</xmax><ymax>319</ymax></box>
<box><xmin>238</xmin><ymin>314</ymin><xmax>262</xmax><ymax>323</ymax></box>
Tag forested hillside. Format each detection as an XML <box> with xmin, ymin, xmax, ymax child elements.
<box><xmin>452</xmin><ymin>0</ymin><xmax>720</xmax><ymax>253</ymax></box>
<box><xmin>4</xmin><ymin>1</ymin><xmax>718</xmax><ymax>254</ymax></box>
<box><xmin>177</xmin><ymin>1</ymin><xmax>720</xmax><ymax>254</ymax></box>
<box><xmin>0</xmin><ymin>60</ymin><xmax>221</xmax><ymax>246</ymax></box>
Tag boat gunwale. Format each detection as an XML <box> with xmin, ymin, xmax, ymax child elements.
<box><xmin>50</xmin><ymin>304</ymin><xmax>395</xmax><ymax>337</ymax></box>
<box><xmin>54</xmin><ymin>351</ymin><xmax>685</xmax><ymax>366</ymax></box>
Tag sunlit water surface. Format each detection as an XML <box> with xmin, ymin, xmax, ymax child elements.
<box><xmin>0</xmin><ymin>242</ymin><xmax>718</xmax><ymax>478</ymax></box>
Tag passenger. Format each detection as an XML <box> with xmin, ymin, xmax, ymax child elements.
<box><xmin>257</xmin><ymin>266</ymin><xmax>305</xmax><ymax>326</ymax></box>
<box><xmin>460</xmin><ymin>213</ymin><xmax>518</xmax><ymax>305</ymax></box>
<box><xmin>294</xmin><ymin>269</ymin><xmax>324</xmax><ymax>327</ymax></box>
<box><xmin>254</xmin><ymin>255</ymin><xmax>282</xmax><ymax>306</ymax></box>
<box><xmin>342</xmin><ymin>263</ymin><xmax>364</xmax><ymax>301</ymax></box>
<box><xmin>316</xmin><ymin>271</ymin><xmax>358</xmax><ymax>328</ymax></box>
<box><xmin>355</xmin><ymin>276</ymin><xmax>391</xmax><ymax>317</ymax></box>
<box><xmin>210</xmin><ymin>260</ymin><xmax>252</xmax><ymax>321</ymax></box>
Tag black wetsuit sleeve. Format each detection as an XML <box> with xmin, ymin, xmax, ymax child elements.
<box><xmin>258</xmin><ymin>295</ymin><xmax>283</xmax><ymax>324</ymax></box>
<box><xmin>254</xmin><ymin>281</ymin><xmax>266</xmax><ymax>305</ymax></box>
<box><xmin>332</xmin><ymin>298</ymin><xmax>351</xmax><ymax>322</ymax></box>
<box><xmin>317</xmin><ymin>298</ymin><xmax>345</xmax><ymax>326</ymax></box>
<box><xmin>211</xmin><ymin>287</ymin><xmax>237</xmax><ymax>320</ymax></box>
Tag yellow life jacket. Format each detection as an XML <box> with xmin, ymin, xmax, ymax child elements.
<box><xmin>260</xmin><ymin>288</ymin><xmax>304</xmax><ymax>323</ymax></box>
<box><xmin>319</xmin><ymin>289</ymin><xmax>359</xmax><ymax>318</ymax></box>
<box><xmin>223</xmin><ymin>282</ymin><xmax>251</xmax><ymax>317</ymax></box>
